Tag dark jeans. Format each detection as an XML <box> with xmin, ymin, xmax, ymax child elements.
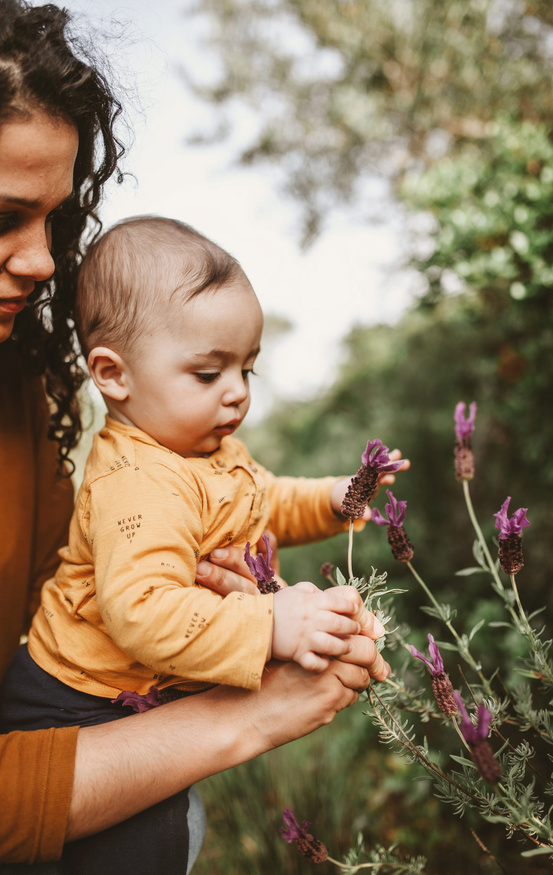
<box><xmin>0</xmin><ymin>646</ymin><xmax>203</xmax><ymax>875</ymax></box>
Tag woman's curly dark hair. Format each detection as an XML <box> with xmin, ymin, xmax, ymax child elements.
<box><xmin>0</xmin><ymin>0</ymin><xmax>125</xmax><ymax>472</ymax></box>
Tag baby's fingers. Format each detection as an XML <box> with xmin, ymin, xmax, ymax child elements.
<box><xmin>319</xmin><ymin>585</ymin><xmax>363</xmax><ymax>616</ymax></box>
<box><xmin>350</xmin><ymin>605</ymin><xmax>386</xmax><ymax>639</ymax></box>
<box><xmin>297</xmin><ymin>651</ymin><xmax>331</xmax><ymax>672</ymax></box>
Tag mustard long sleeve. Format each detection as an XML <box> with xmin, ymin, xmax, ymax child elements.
<box><xmin>29</xmin><ymin>418</ymin><xmax>354</xmax><ymax>699</ymax></box>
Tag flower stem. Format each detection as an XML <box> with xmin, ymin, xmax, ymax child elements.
<box><xmin>463</xmin><ymin>483</ymin><xmax>553</xmax><ymax>684</ymax></box>
<box><xmin>406</xmin><ymin>560</ymin><xmax>493</xmax><ymax>695</ymax></box>
<box><xmin>347</xmin><ymin>520</ymin><xmax>354</xmax><ymax>580</ymax></box>
<box><xmin>326</xmin><ymin>858</ymin><xmax>419</xmax><ymax>872</ymax></box>
<box><xmin>462</xmin><ymin>480</ymin><xmax>502</xmax><ymax>589</ymax></box>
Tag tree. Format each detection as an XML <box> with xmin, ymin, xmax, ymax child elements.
<box><xmin>184</xmin><ymin>0</ymin><xmax>553</xmax><ymax>241</ymax></box>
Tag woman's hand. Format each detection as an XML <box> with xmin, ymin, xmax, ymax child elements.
<box><xmin>195</xmin><ymin>531</ymin><xmax>286</xmax><ymax>595</ymax></box>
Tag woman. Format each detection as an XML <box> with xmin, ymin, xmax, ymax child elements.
<box><xmin>0</xmin><ymin>0</ymin><xmax>390</xmax><ymax>871</ymax></box>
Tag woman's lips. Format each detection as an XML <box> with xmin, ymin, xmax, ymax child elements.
<box><xmin>0</xmin><ymin>297</ymin><xmax>27</xmax><ymax>314</ymax></box>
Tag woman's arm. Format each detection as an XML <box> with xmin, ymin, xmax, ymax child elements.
<box><xmin>66</xmin><ymin>638</ymin><xmax>385</xmax><ymax>840</ymax></box>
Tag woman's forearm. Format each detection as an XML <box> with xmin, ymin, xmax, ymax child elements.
<box><xmin>66</xmin><ymin>655</ymin><xmax>372</xmax><ymax>841</ymax></box>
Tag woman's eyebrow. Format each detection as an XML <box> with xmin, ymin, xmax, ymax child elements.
<box><xmin>0</xmin><ymin>194</ymin><xmax>42</xmax><ymax>208</ymax></box>
<box><xmin>0</xmin><ymin>192</ymin><xmax>74</xmax><ymax>209</ymax></box>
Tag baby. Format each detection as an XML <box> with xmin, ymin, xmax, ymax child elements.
<box><xmin>4</xmin><ymin>216</ymin><xmax>393</xmax><ymax>723</ymax></box>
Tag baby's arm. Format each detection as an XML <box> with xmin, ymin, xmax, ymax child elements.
<box><xmin>270</xmin><ymin>582</ymin><xmax>385</xmax><ymax>672</ymax></box>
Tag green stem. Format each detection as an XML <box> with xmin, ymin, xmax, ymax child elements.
<box><xmin>406</xmin><ymin>560</ymin><xmax>493</xmax><ymax>695</ymax></box>
<box><xmin>347</xmin><ymin>520</ymin><xmax>354</xmax><ymax>580</ymax></box>
<box><xmin>326</xmin><ymin>858</ymin><xmax>418</xmax><ymax>872</ymax></box>
<box><xmin>493</xmin><ymin>783</ymin><xmax>553</xmax><ymax>846</ymax></box>
<box><xmin>463</xmin><ymin>482</ymin><xmax>553</xmax><ymax>684</ymax></box>
<box><xmin>510</xmin><ymin>574</ymin><xmax>553</xmax><ymax>685</ymax></box>
<box><xmin>462</xmin><ymin>480</ymin><xmax>503</xmax><ymax>589</ymax></box>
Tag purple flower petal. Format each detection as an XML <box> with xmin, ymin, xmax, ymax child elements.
<box><xmin>476</xmin><ymin>704</ymin><xmax>493</xmax><ymax>740</ymax></box>
<box><xmin>411</xmin><ymin>634</ymin><xmax>445</xmax><ymax>676</ymax></box>
<box><xmin>384</xmin><ymin>489</ymin><xmax>407</xmax><ymax>527</ymax></box>
<box><xmin>410</xmin><ymin>645</ymin><xmax>434</xmax><ymax>673</ymax></box>
<box><xmin>112</xmin><ymin>686</ymin><xmax>162</xmax><ymax>712</ymax></box>
<box><xmin>494</xmin><ymin>497</ymin><xmax>530</xmax><ymax>539</ymax></box>
<box><xmin>427</xmin><ymin>634</ymin><xmax>445</xmax><ymax>674</ymax></box>
<box><xmin>370</xmin><ymin>507</ymin><xmax>389</xmax><ymax>527</ymax></box>
<box><xmin>280</xmin><ymin>809</ymin><xmax>311</xmax><ymax>843</ymax></box>
<box><xmin>371</xmin><ymin>490</ymin><xmax>407</xmax><ymax>528</ymax></box>
<box><xmin>361</xmin><ymin>439</ymin><xmax>404</xmax><ymax>474</ymax></box>
<box><xmin>244</xmin><ymin>534</ymin><xmax>276</xmax><ymax>585</ymax></box>
<box><xmin>454</xmin><ymin>693</ymin><xmax>493</xmax><ymax>744</ymax></box>
<box><xmin>454</xmin><ymin>401</ymin><xmax>477</xmax><ymax>441</ymax></box>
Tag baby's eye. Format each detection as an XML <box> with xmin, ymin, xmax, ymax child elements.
<box><xmin>195</xmin><ymin>372</ymin><xmax>220</xmax><ymax>384</ymax></box>
<box><xmin>242</xmin><ymin>368</ymin><xmax>257</xmax><ymax>380</ymax></box>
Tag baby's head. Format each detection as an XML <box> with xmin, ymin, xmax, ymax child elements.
<box><xmin>77</xmin><ymin>215</ymin><xmax>263</xmax><ymax>457</ymax></box>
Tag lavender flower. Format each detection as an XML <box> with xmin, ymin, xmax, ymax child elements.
<box><xmin>371</xmin><ymin>489</ymin><xmax>414</xmax><ymax>562</ymax></box>
<box><xmin>280</xmin><ymin>809</ymin><xmax>328</xmax><ymax>864</ymax></box>
<box><xmin>494</xmin><ymin>497</ymin><xmax>530</xmax><ymax>575</ymax></box>
<box><xmin>112</xmin><ymin>686</ymin><xmax>162</xmax><ymax>712</ymax></box>
<box><xmin>454</xmin><ymin>401</ymin><xmax>477</xmax><ymax>481</ymax></box>
<box><xmin>454</xmin><ymin>693</ymin><xmax>502</xmax><ymax>785</ymax></box>
<box><xmin>411</xmin><ymin>634</ymin><xmax>458</xmax><ymax>717</ymax></box>
<box><xmin>341</xmin><ymin>439</ymin><xmax>405</xmax><ymax>520</ymax></box>
<box><xmin>244</xmin><ymin>534</ymin><xmax>280</xmax><ymax>594</ymax></box>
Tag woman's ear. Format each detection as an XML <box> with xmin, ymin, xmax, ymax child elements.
<box><xmin>88</xmin><ymin>347</ymin><xmax>129</xmax><ymax>401</ymax></box>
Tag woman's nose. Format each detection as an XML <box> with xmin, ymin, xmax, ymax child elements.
<box><xmin>6</xmin><ymin>225</ymin><xmax>55</xmax><ymax>282</ymax></box>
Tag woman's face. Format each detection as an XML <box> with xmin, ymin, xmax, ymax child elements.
<box><xmin>0</xmin><ymin>111</ymin><xmax>79</xmax><ymax>343</ymax></box>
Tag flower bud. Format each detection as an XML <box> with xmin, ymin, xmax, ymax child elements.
<box><xmin>295</xmin><ymin>836</ymin><xmax>329</xmax><ymax>863</ymax></box>
<box><xmin>341</xmin><ymin>465</ymin><xmax>379</xmax><ymax>519</ymax></box>
<box><xmin>432</xmin><ymin>673</ymin><xmax>458</xmax><ymax>717</ymax></box>
<box><xmin>454</xmin><ymin>436</ymin><xmax>474</xmax><ymax>481</ymax></box>
<box><xmin>498</xmin><ymin>533</ymin><xmax>524</xmax><ymax>575</ymax></box>
<box><xmin>387</xmin><ymin>525</ymin><xmax>414</xmax><ymax>562</ymax></box>
<box><xmin>469</xmin><ymin>739</ymin><xmax>502</xmax><ymax>785</ymax></box>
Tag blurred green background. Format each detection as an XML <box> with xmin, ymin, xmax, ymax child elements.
<box><xmin>186</xmin><ymin>2</ymin><xmax>553</xmax><ymax>871</ymax></box>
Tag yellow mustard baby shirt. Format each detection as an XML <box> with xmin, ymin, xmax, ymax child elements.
<box><xmin>28</xmin><ymin>417</ymin><xmax>349</xmax><ymax>697</ymax></box>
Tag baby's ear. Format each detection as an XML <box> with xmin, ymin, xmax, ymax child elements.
<box><xmin>88</xmin><ymin>347</ymin><xmax>129</xmax><ymax>401</ymax></box>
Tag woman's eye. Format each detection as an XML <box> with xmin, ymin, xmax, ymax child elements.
<box><xmin>0</xmin><ymin>213</ymin><xmax>17</xmax><ymax>235</ymax></box>
<box><xmin>195</xmin><ymin>373</ymin><xmax>219</xmax><ymax>384</ymax></box>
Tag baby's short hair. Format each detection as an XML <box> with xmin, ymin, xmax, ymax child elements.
<box><xmin>76</xmin><ymin>215</ymin><xmax>244</xmax><ymax>358</ymax></box>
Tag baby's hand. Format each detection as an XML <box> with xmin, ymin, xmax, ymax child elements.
<box><xmin>270</xmin><ymin>583</ymin><xmax>384</xmax><ymax>672</ymax></box>
<box><xmin>375</xmin><ymin>448</ymin><xmax>410</xmax><ymax>495</ymax></box>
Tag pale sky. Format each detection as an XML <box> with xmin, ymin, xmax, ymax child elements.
<box><xmin>63</xmin><ymin>0</ymin><xmax>415</xmax><ymax>418</ymax></box>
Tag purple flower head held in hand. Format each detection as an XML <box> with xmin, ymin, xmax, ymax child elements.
<box><xmin>454</xmin><ymin>401</ymin><xmax>477</xmax><ymax>481</ymax></box>
<box><xmin>371</xmin><ymin>489</ymin><xmax>414</xmax><ymax>562</ymax></box>
<box><xmin>454</xmin><ymin>693</ymin><xmax>502</xmax><ymax>785</ymax></box>
<box><xmin>244</xmin><ymin>534</ymin><xmax>280</xmax><ymax>594</ymax></box>
<box><xmin>411</xmin><ymin>634</ymin><xmax>457</xmax><ymax>717</ymax></box>
<box><xmin>341</xmin><ymin>439</ymin><xmax>404</xmax><ymax>520</ymax></box>
<box><xmin>494</xmin><ymin>497</ymin><xmax>530</xmax><ymax>575</ymax></box>
<box><xmin>280</xmin><ymin>809</ymin><xmax>328</xmax><ymax>864</ymax></box>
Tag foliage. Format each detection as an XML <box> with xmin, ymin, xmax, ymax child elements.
<box><xmin>183</xmin><ymin>0</ymin><xmax>553</xmax><ymax>241</ymax></box>
<box><xmin>279</xmin><ymin>409</ymin><xmax>553</xmax><ymax>872</ymax></box>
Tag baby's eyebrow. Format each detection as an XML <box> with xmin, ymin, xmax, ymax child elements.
<box><xmin>190</xmin><ymin>350</ymin><xmax>230</xmax><ymax>363</ymax></box>
<box><xmin>190</xmin><ymin>347</ymin><xmax>261</xmax><ymax>364</ymax></box>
